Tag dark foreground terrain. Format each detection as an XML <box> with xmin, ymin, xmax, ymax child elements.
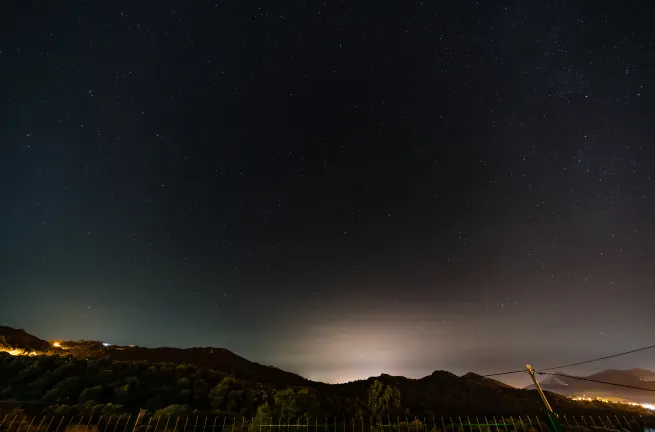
<box><xmin>0</xmin><ymin>326</ymin><xmax>652</xmax><ymax>421</ymax></box>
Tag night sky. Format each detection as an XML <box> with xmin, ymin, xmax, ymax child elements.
<box><xmin>2</xmin><ymin>1</ymin><xmax>654</xmax><ymax>387</ymax></box>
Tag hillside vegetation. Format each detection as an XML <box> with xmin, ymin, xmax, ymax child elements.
<box><xmin>0</xmin><ymin>327</ymin><xmax>651</xmax><ymax>420</ymax></box>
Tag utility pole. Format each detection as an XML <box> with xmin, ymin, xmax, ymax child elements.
<box><xmin>526</xmin><ymin>364</ymin><xmax>562</xmax><ymax>432</ymax></box>
<box><xmin>526</xmin><ymin>364</ymin><xmax>554</xmax><ymax>413</ymax></box>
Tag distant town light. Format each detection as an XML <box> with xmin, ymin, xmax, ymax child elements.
<box><xmin>0</xmin><ymin>347</ymin><xmax>38</xmax><ymax>356</ymax></box>
<box><xmin>52</xmin><ymin>341</ymin><xmax>61</xmax><ymax>348</ymax></box>
<box><xmin>102</xmin><ymin>342</ymin><xmax>111</xmax><ymax>347</ymax></box>
<box><xmin>571</xmin><ymin>396</ymin><xmax>655</xmax><ymax>410</ymax></box>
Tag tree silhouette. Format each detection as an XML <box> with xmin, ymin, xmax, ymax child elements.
<box><xmin>367</xmin><ymin>380</ymin><xmax>402</xmax><ymax>418</ymax></box>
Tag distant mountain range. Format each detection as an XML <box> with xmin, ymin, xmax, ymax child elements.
<box><xmin>1</xmin><ymin>325</ymin><xmax>653</xmax><ymax>416</ymax></box>
<box><xmin>0</xmin><ymin>325</ymin><xmax>312</xmax><ymax>387</ymax></box>
<box><xmin>0</xmin><ymin>325</ymin><xmax>53</xmax><ymax>352</ymax></box>
<box><xmin>525</xmin><ymin>368</ymin><xmax>655</xmax><ymax>403</ymax></box>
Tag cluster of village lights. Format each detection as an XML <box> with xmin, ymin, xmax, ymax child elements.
<box><xmin>571</xmin><ymin>395</ymin><xmax>655</xmax><ymax>411</ymax></box>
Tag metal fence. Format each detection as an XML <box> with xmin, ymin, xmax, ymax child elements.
<box><xmin>1</xmin><ymin>415</ymin><xmax>654</xmax><ymax>432</ymax></box>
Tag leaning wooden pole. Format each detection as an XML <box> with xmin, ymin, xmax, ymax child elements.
<box><xmin>526</xmin><ymin>364</ymin><xmax>562</xmax><ymax>432</ymax></box>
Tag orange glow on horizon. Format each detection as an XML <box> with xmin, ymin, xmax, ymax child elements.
<box><xmin>0</xmin><ymin>347</ymin><xmax>39</xmax><ymax>357</ymax></box>
<box><xmin>570</xmin><ymin>395</ymin><xmax>654</xmax><ymax>410</ymax></box>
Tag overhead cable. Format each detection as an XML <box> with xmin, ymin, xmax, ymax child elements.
<box><xmin>537</xmin><ymin>372</ymin><xmax>655</xmax><ymax>392</ymax></box>
<box><xmin>537</xmin><ymin>344</ymin><xmax>655</xmax><ymax>372</ymax></box>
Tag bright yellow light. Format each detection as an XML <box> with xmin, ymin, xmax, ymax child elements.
<box><xmin>570</xmin><ymin>395</ymin><xmax>655</xmax><ymax>410</ymax></box>
<box><xmin>52</xmin><ymin>341</ymin><xmax>61</xmax><ymax>348</ymax></box>
<box><xmin>0</xmin><ymin>347</ymin><xmax>38</xmax><ymax>356</ymax></box>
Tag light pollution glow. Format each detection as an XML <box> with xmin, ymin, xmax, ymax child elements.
<box><xmin>571</xmin><ymin>396</ymin><xmax>655</xmax><ymax>411</ymax></box>
<box><xmin>3</xmin><ymin>345</ymin><xmax>652</xmax><ymax>411</ymax></box>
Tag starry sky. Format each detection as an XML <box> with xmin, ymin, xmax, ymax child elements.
<box><xmin>1</xmin><ymin>1</ymin><xmax>654</xmax><ymax>387</ymax></box>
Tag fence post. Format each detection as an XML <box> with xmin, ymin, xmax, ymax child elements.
<box><xmin>16</xmin><ymin>416</ymin><xmax>27</xmax><ymax>432</ymax></box>
<box><xmin>84</xmin><ymin>414</ymin><xmax>93</xmax><ymax>432</ymax></box>
<box><xmin>509</xmin><ymin>417</ymin><xmax>517</xmax><ymax>432</ymax></box>
<box><xmin>27</xmin><ymin>415</ymin><xmax>38</xmax><ymax>432</ymax></box>
<box><xmin>606</xmin><ymin>415</ymin><xmax>617</xmax><ymax>430</ymax></box>
<box><xmin>35</xmin><ymin>416</ymin><xmax>46</xmax><ymax>432</ymax></box>
<box><xmin>517</xmin><ymin>416</ymin><xmax>526</xmax><ymax>432</ymax></box>
<box><xmin>543</xmin><ymin>411</ymin><xmax>562</xmax><ymax>432</ymax></box>
<box><xmin>120</xmin><ymin>415</ymin><xmax>133</xmax><ymax>432</ymax></box>
<box><xmin>614</xmin><ymin>414</ymin><xmax>630</xmax><ymax>430</ymax></box>
<box><xmin>618</xmin><ymin>416</ymin><xmax>632</xmax><ymax>432</ymax></box>
<box><xmin>144</xmin><ymin>416</ymin><xmax>153</xmax><ymax>432</ymax></box>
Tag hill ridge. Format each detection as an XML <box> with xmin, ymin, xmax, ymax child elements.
<box><xmin>1</xmin><ymin>325</ymin><xmax>653</xmax><ymax>417</ymax></box>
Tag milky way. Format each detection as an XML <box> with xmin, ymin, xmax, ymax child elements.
<box><xmin>1</xmin><ymin>1</ymin><xmax>654</xmax><ymax>386</ymax></box>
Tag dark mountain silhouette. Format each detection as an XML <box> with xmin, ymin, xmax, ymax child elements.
<box><xmin>0</xmin><ymin>328</ymin><xmax>313</xmax><ymax>388</ymax></box>
<box><xmin>1</xmin><ymin>326</ymin><xmax>653</xmax><ymax>417</ymax></box>
<box><xmin>0</xmin><ymin>327</ymin><xmax>517</xmax><ymax>397</ymax></box>
<box><xmin>525</xmin><ymin>368</ymin><xmax>655</xmax><ymax>403</ymax></box>
<box><xmin>0</xmin><ymin>326</ymin><xmax>53</xmax><ymax>352</ymax></box>
<box><xmin>632</xmin><ymin>368</ymin><xmax>655</xmax><ymax>381</ymax></box>
<box><xmin>104</xmin><ymin>346</ymin><xmax>314</xmax><ymax>387</ymax></box>
<box><xmin>590</xmin><ymin>368</ymin><xmax>655</xmax><ymax>383</ymax></box>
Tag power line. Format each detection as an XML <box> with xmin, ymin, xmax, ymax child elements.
<box><xmin>537</xmin><ymin>372</ymin><xmax>655</xmax><ymax>393</ymax></box>
<box><xmin>418</xmin><ymin>369</ymin><xmax>528</xmax><ymax>383</ymax></box>
<box><xmin>325</xmin><ymin>369</ymin><xmax>529</xmax><ymax>393</ymax></box>
<box><xmin>537</xmin><ymin>343</ymin><xmax>655</xmax><ymax>372</ymax></box>
<box><xmin>475</xmin><ymin>370</ymin><xmax>527</xmax><ymax>378</ymax></box>
<box><xmin>260</xmin><ymin>369</ymin><xmax>530</xmax><ymax>398</ymax></box>
<box><xmin>425</xmin><ymin>369</ymin><xmax>528</xmax><ymax>385</ymax></box>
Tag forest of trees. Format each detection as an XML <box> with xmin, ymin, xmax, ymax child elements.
<box><xmin>1</xmin><ymin>350</ymin><xmax>652</xmax><ymax>425</ymax></box>
<box><xmin>0</xmin><ymin>351</ymin><xmax>392</xmax><ymax>420</ymax></box>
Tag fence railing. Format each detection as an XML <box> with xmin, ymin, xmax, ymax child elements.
<box><xmin>1</xmin><ymin>415</ymin><xmax>654</xmax><ymax>432</ymax></box>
